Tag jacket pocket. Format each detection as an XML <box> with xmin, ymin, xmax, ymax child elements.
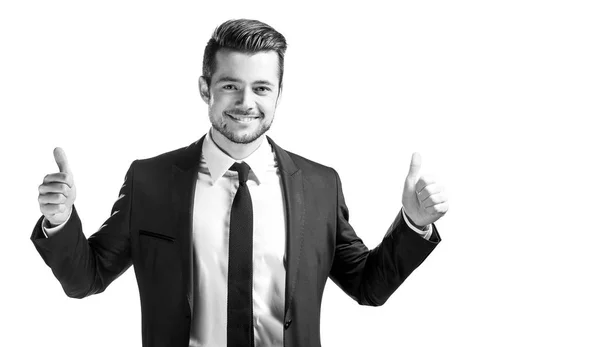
<box><xmin>139</xmin><ymin>229</ymin><xmax>175</xmax><ymax>243</ymax></box>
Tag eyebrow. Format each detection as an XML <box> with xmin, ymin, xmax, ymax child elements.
<box><xmin>253</xmin><ymin>80</ymin><xmax>276</xmax><ymax>87</ymax></box>
<box><xmin>215</xmin><ymin>76</ymin><xmax>242</xmax><ymax>84</ymax></box>
<box><xmin>214</xmin><ymin>76</ymin><xmax>276</xmax><ymax>87</ymax></box>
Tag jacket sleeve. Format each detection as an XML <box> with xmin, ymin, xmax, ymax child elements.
<box><xmin>30</xmin><ymin>161</ymin><xmax>136</xmax><ymax>298</ymax></box>
<box><xmin>328</xmin><ymin>169</ymin><xmax>441</xmax><ymax>306</ymax></box>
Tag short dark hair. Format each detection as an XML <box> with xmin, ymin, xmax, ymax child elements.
<box><xmin>202</xmin><ymin>19</ymin><xmax>287</xmax><ymax>89</ymax></box>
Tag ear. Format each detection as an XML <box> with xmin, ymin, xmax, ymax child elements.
<box><xmin>198</xmin><ymin>76</ymin><xmax>210</xmax><ymax>104</ymax></box>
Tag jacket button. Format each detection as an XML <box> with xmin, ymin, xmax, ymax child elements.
<box><xmin>284</xmin><ymin>319</ymin><xmax>292</xmax><ymax>329</ymax></box>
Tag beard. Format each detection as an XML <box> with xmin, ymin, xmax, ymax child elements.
<box><xmin>210</xmin><ymin>112</ymin><xmax>274</xmax><ymax>144</ymax></box>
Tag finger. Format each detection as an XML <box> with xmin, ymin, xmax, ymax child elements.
<box><xmin>40</xmin><ymin>203</ymin><xmax>67</xmax><ymax>215</ymax></box>
<box><xmin>406</xmin><ymin>152</ymin><xmax>421</xmax><ymax>179</ymax></box>
<box><xmin>38</xmin><ymin>193</ymin><xmax>67</xmax><ymax>204</ymax></box>
<box><xmin>39</xmin><ymin>182</ymin><xmax>71</xmax><ymax>196</ymax></box>
<box><xmin>421</xmin><ymin>192</ymin><xmax>447</xmax><ymax>208</ymax></box>
<box><xmin>43</xmin><ymin>173</ymin><xmax>74</xmax><ymax>187</ymax></box>
<box><xmin>415</xmin><ymin>175</ymin><xmax>436</xmax><ymax>194</ymax></box>
<box><xmin>424</xmin><ymin>202</ymin><xmax>449</xmax><ymax>215</ymax></box>
<box><xmin>54</xmin><ymin>147</ymin><xmax>71</xmax><ymax>174</ymax></box>
<box><xmin>418</xmin><ymin>183</ymin><xmax>443</xmax><ymax>203</ymax></box>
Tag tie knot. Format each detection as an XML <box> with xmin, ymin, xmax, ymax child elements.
<box><xmin>229</xmin><ymin>161</ymin><xmax>251</xmax><ymax>185</ymax></box>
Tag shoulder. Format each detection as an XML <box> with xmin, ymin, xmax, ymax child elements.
<box><xmin>286</xmin><ymin>150</ymin><xmax>335</xmax><ymax>175</ymax></box>
<box><xmin>268</xmin><ymin>137</ymin><xmax>340</xmax><ymax>182</ymax></box>
<box><xmin>128</xmin><ymin>137</ymin><xmax>204</xmax><ymax>177</ymax></box>
<box><xmin>278</xmin><ymin>147</ymin><xmax>342</xmax><ymax>193</ymax></box>
<box><xmin>135</xmin><ymin>145</ymin><xmax>190</xmax><ymax>168</ymax></box>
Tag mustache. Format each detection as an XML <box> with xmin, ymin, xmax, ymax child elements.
<box><xmin>225</xmin><ymin>109</ymin><xmax>261</xmax><ymax>117</ymax></box>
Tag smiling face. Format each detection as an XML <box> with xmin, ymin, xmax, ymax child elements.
<box><xmin>199</xmin><ymin>49</ymin><xmax>281</xmax><ymax>146</ymax></box>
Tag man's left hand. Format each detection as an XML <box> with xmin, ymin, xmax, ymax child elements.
<box><xmin>402</xmin><ymin>153</ymin><xmax>449</xmax><ymax>228</ymax></box>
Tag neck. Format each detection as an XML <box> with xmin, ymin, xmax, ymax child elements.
<box><xmin>209</xmin><ymin>128</ymin><xmax>264</xmax><ymax>160</ymax></box>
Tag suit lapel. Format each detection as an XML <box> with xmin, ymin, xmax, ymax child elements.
<box><xmin>171</xmin><ymin>135</ymin><xmax>205</xmax><ymax>318</ymax></box>
<box><xmin>267</xmin><ymin>137</ymin><xmax>306</xmax><ymax>316</ymax></box>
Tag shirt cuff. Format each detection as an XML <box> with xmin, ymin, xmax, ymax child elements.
<box><xmin>402</xmin><ymin>208</ymin><xmax>432</xmax><ymax>240</ymax></box>
<box><xmin>41</xmin><ymin>211</ymin><xmax>72</xmax><ymax>238</ymax></box>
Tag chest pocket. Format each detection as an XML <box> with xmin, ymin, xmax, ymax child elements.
<box><xmin>139</xmin><ymin>229</ymin><xmax>175</xmax><ymax>242</ymax></box>
<box><xmin>136</xmin><ymin>228</ymin><xmax>180</xmax><ymax>278</ymax></box>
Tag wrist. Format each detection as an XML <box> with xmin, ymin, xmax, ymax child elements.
<box><xmin>402</xmin><ymin>208</ymin><xmax>427</xmax><ymax>230</ymax></box>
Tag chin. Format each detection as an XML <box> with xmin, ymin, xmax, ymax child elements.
<box><xmin>217</xmin><ymin>129</ymin><xmax>262</xmax><ymax>145</ymax></box>
<box><xmin>230</xmin><ymin>133</ymin><xmax>262</xmax><ymax>144</ymax></box>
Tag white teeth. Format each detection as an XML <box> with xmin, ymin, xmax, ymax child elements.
<box><xmin>227</xmin><ymin>113</ymin><xmax>257</xmax><ymax>123</ymax></box>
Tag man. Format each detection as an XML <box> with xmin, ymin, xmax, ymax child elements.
<box><xmin>32</xmin><ymin>19</ymin><xmax>448</xmax><ymax>347</ymax></box>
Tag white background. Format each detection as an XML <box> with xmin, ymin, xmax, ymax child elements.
<box><xmin>2</xmin><ymin>0</ymin><xmax>599</xmax><ymax>346</ymax></box>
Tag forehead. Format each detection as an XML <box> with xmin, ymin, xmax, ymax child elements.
<box><xmin>212</xmin><ymin>49</ymin><xmax>280</xmax><ymax>84</ymax></box>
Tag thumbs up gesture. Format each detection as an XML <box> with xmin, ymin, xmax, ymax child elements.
<box><xmin>401</xmin><ymin>153</ymin><xmax>448</xmax><ymax>228</ymax></box>
<box><xmin>38</xmin><ymin>147</ymin><xmax>77</xmax><ymax>226</ymax></box>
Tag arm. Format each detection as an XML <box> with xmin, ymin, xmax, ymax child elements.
<box><xmin>328</xmin><ymin>169</ymin><xmax>440</xmax><ymax>306</ymax></box>
<box><xmin>30</xmin><ymin>162</ymin><xmax>136</xmax><ymax>298</ymax></box>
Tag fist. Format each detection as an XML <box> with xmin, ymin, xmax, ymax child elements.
<box><xmin>38</xmin><ymin>147</ymin><xmax>76</xmax><ymax>226</ymax></box>
<box><xmin>401</xmin><ymin>153</ymin><xmax>448</xmax><ymax>228</ymax></box>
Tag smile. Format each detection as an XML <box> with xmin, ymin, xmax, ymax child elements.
<box><xmin>225</xmin><ymin>112</ymin><xmax>260</xmax><ymax>123</ymax></box>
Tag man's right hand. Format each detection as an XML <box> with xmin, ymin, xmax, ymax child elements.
<box><xmin>38</xmin><ymin>147</ymin><xmax>76</xmax><ymax>227</ymax></box>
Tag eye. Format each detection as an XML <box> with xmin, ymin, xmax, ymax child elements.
<box><xmin>255</xmin><ymin>86</ymin><xmax>271</xmax><ymax>94</ymax></box>
<box><xmin>223</xmin><ymin>84</ymin><xmax>237</xmax><ymax>90</ymax></box>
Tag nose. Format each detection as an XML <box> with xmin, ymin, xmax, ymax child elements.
<box><xmin>236</xmin><ymin>87</ymin><xmax>255</xmax><ymax>111</ymax></box>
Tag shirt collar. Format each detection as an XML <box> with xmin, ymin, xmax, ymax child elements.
<box><xmin>201</xmin><ymin>128</ymin><xmax>274</xmax><ymax>185</ymax></box>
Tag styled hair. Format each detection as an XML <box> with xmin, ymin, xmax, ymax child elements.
<box><xmin>202</xmin><ymin>19</ymin><xmax>287</xmax><ymax>88</ymax></box>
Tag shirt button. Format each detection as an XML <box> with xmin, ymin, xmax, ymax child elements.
<box><xmin>284</xmin><ymin>319</ymin><xmax>292</xmax><ymax>329</ymax></box>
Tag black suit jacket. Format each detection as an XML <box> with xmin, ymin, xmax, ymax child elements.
<box><xmin>31</xmin><ymin>136</ymin><xmax>440</xmax><ymax>347</ymax></box>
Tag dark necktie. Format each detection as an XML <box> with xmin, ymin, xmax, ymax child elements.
<box><xmin>227</xmin><ymin>162</ymin><xmax>254</xmax><ymax>347</ymax></box>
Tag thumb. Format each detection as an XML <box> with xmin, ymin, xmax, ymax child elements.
<box><xmin>406</xmin><ymin>152</ymin><xmax>421</xmax><ymax>179</ymax></box>
<box><xmin>53</xmin><ymin>147</ymin><xmax>71</xmax><ymax>174</ymax></box>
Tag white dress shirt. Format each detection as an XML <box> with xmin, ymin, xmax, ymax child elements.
<box><xmin>189</xmin><ymin>130</ymin><xmax>287</xmax><ymax>347</ymax></box>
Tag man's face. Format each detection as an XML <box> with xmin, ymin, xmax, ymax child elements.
<box><xmin>200</xmin><ymin>49</ymin><xmax>281</xmax><ymax>144</ymax></box>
